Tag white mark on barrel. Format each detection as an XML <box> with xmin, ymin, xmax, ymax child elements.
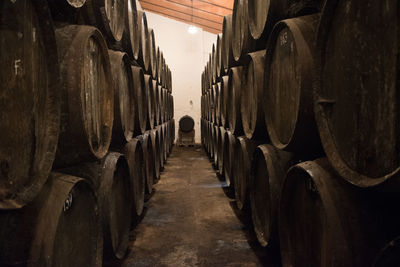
<box><xmin>10</xmin><ymin>0</ymin><xmax>16</xmax><ymax>3</ymax></box>
<box><xmin>14</xmin><ymin>59</ymin><xmax>22</xmax><ymax>76</ymax></box>
<box><xmin>280</xmin><ymin>32</ymin><xmax>288</xmax><ymax>46</ymax></box>
<box><xmin>63</xmin><ymin>193</ymin><xmax>73</xmax><ymax>212</ymax></box>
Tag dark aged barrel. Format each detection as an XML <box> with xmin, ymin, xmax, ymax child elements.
<box><xmin>124</xmin><ymin>138</ymin><xmax>145</xmax><ymax>218</ymax></box>
<box><xmin>247</xmin><ymin>0</ymin><xmax>285</xmax><ymax>43</ymax></box>
<box><xmin>287</xmin><ymin>0</ymin><xmax>324</xmax><ymax>17</ymax></box>
<box><xmin>55</xmin><ymin>25</ymin><xmax>113</xmax><ymax>168</ymax></box>
<box><xmin>179</xmin><ymin>116</ymin><xmax>195</xmax><ymax>133</ymax></box>
<box><xmin>109</xmin><ymin>50</ymin><xmax>135</xmax><ymax>149</ymax></box>
<box><xmin>314</xmin><ymin>0</ymin><xmax>400</xmax><ymax>187</ymax></box>
<box><xmin>82</xmin><ymin>0</ymin><xmax>126</xmax><ymax>44</ymax></box>
<box><xmin>48</xmin><ymin>0</ymin><xmax>86</xmax><ymax>23</ymax></box>
<box><xmin>0</xmin><ymin>0</ymin><xmax>61</xmax><ymax>209</ymax></box>
<box><xmin>158</xmin><ymin>85</ymin><xmax>164</xmax><ymax>124</ymax></box>
<box><xmin>122</xmin><ymin>0</ymin><xmax>139</xmax><ymax>60</ymax></box>
<box><xmin>210</xmin><ymin>85</ymin><xmax>216</xmax><ymax>123</ymax></box>
<box><xmin>144</xmin><ymin>74</ymin><xmax>155</xmax><ymax>130</ymax></box>
<box><xmin>150</xmin><ymin>129</ymin><xmax>161</xmax><ymax>182</ymax></box>
<box><xmin>207</xmin><ymin>57</ymin><xmax>213</xmax><ymax>88</ymax></box>
<box><xmin>61</xmin><ymin>153</ymin><xmax>131</xmax><ymax>260</ymax></box>
<box><xmin>265</xmin><ymin>15</ymin><xmax>321</xmax><ymax>154</ymax></box>
<box><xmin>162</xmin><ymin>88</ymin><xmax>168</xmax><ymax>123</ymax></box>
<box><xmin>137</xmin><ymin>11</ymin><xmax>150</xmax><ymax>72</ymax></box>
<box><xmin>228</xmin><ymin>66</ymin><xmax>244</xmax><ymax>135</ymax></box>
<box><xmin>234</xmin><ymin>137</ymin><xmax>259</xmax><ymax>211</ymax></box>
<box><xmin>223</xmin><ymin>131</ymin><xmax>236</xmax><ymax>187</ymax></box>
<box><xmin>220</xmin><ymin>75</ymin><xmax>230</xmax><ymax>128</ymax></box>
<box><xmin>241</xmin><ymin>50</ymin><xmax>267</xmax><ymax>140</ymax></box>
<box><xmin>215</xmin><ymin>82</ymin><xmax>222</xmax><ymax>125</ymax></box>
<box><xmin>149</xmin><ymin>28</ymin><xmax>157</xmax><ymax>77</ymax></box>
<box><xmin>216</xmin><ymin>34</ymin><xmax>223</xmax><ymax>79</ymax></box>
<box><xmin>153</xmin><ymin>79</ymin><xmax>160</xmax><ymax>125</ymax></box>
<box><xmin>162</xmin><ymin>123</ymin><xmax>168</xmax><ymax>162</ymax></box>
<box><xmin>232</xmin><ymin>0</ymin><xmax>255</xmax><ymax>62</ymax></box>
<box><xmin>222</xmin><ymin>14</ymin><xmax>234</xmax><ymax>73</ymax></box>
<box><xmin>0</xmin><ymin>173</ymin><xmax>102</xmax><ymax>266</ymax></box>
<box><xmin>213</xmin><ymin>125</ymin><xmax>220</xmax><ymax>169</ymax></box>
<box><xmin>96</xmin><ymin>153</ymin><xmax>131</xmax><ymax>260</ymax></box>
<box><xmin>280</xmin><ymin>158</ymin><xmax>397</xmax><ymax>267</ymax></box>
<box><xmin>209</xmin><ymin>125</ymin><xmax>216</xmax><ymax>160</ymax></box>
<box><xmin>132</xmin><ymin>65</ymin><xmax>147</xmax><ymax>135</ymax></box>
<box><xmin>212</xmin><ymin>43</ymin><xmax>217</xmax><ymax>84</ymax></box>
<box><xmin>251</xmin><ymin>144</ymin><xmax>293</xmax><ymax>247</ymax></box>
<box><xmin>157</xmin><ymin>125</ymin><xmax>165</xmax><ymax>169</ymax></box>
<box><xmin>140</xmin><ymin>132</ymin><xmax>155</xmax><ymax>194</ymax></box>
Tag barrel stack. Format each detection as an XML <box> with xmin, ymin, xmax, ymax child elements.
<box><xmin>201</xmin><ymin>0</ymin><xmax>400</xmax><ymax>266</ymax></box>
<box><xmin>0</xmin><ymin>0</ymin><xmax>174</xmax><ymax>265</ymax></box>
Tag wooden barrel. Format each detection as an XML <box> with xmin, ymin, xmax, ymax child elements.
<box><xmin>314</xmin><ymin>0</ymin><xmax>400</xmax><ymax>187</ymax></box>
<box><xmin>150</xmin><ymin>129</ymin><xmax>161</xmax><ymax>182</ymax></box>
<box><xmin>162</xmin><ymin>123</ymin><xmax>168</xmax><ymax>162</ymax></box>
<box><xmin>247</xmin><ymin>0</ymin><xmax>285</xmax><ymax>43</ymax></box>
<box><xmin>222</xmin><ymin>14</ymin><xmax>234</xmax><ymax>73</ymax></box>
<box><xmin>82</xmin><ymin>0</ymin><xmax>126</xmax><ymax>44</ymax></box>
<box><xmin>167</xmin><ymin>68</ymin><xmax>172</xmax><ymax>93</ymax></box>
<box><xmin>217</xmin><ymin>127</ymin><xmax>226</xmax><ymax>176</ymax></box>
<box><xmin>280</xmin><ymin>158</ymin><xmax>397</xmax><ymax>267</ymax></box>
<box><xmin>59</xmin><ymin>153</ymin><xmax>132</xmax><ymax>260</ymax></box>
<box><xmin>212</xmin><ymin>125</ymin><xmax>219</xmax><ymax>168</ymax></box>
<box><xmin>121</xmin><ymin>0</ymin><xmax>139</xmax><ymax>60</ymax></box>
<box><xmin>0</xmin><ymin>0</ymin><xmax>61</xmax><ymax>209</ymax></box>
<box><xmin>212</xmin><ymin>43</ymin><xmax>217</xmax><ymax>84</ymax></box>
<box><xmin>137</xmin><ymin>11</ymin><xmax>150</xmax><ymax>72</ymax></box>
<box><xmin>220</xmin><ymin>75</ymin><xmax>230</xmax><ymax>128</ymax></box>
<box><xmin>207</xmin><ymin>57</ymin><xmax>213</xmax><ymax>88</ymax></box>
<box><xmin>109</xmin><ymin>50</ymin><xmax>135</xmax><ymax>149</ymax></box>
<box><xmin>132</xmin><ymin>65</ymin><xmax>147</xmax><ymax>135</ymax></box>
<box><xmin>250</xmin><ymin>144</ymin><xmax>293</xmax><ymax>247</ymax></box>
<box><xmin>124</xmin><ymin>138</ymin><xmax>145</xmax><ymax>218</ymax></box>
<box><xmin>162</xmin><ymin>88</ymin><xmax>168</xmax><ymax>124</ymax></box>
<box><xmin>55</xmin><ymin>25</ymin><xmax>113</xmax><ymax>168</ymax></box>
<box><xmin>157</xmin><ymin>85</ymin><xmax>164</xmax><ymax>124</ymax></box>
<box><xmin>223</xmin><ymin>131</ymin><xmax>236</xmax><ymax>187</ymax></box>
<box><xmin>157</xmin><ymin>125</ymin><xmax>165</xmax><ymax>170</ymax></box>
<box><xmin>215</xmin><ymin>82</ymin><xmax>222</xmax><ymax>126</ymax></box>
<box><xmin>161</xmin><ymin>58</ymin><xmax>167</xmax><ymax>88</ymax></box>
<box><xmin>265</xmin><ymin>15</ymin><xmax>321</xmax><ymax>154</ymax></box>
<box><xmin>148</xmin><ymin>28</ymin><xmax>157</xmax><ymax>78</ymax></box>
<box><xmin>152</xmin><ymin>79</ymin><xmax>160</xmax><ymax>126</ymax></box>
<box><xmin>234</xmin><ymin>137</ymin><xmax>259</xmax><ymax>211</ymax></box>
<box><xmin>156</xmin><ymin>48</ymin><xmax>163</xmax><ymax>84</ymax></box>
<box><xmin>216</xmin><ymin>34</ymin><xmax>223</xmax><ymax>79</ymax></box>
<box><xmin>210</xmin><ymin>85</ymin><xmax>217</xmax><ymax>123</ymax></box>
<box><xmin>241</xmin><ymin>49</ymin><xmax>267</xmax><ymax>140</ymax></box>
<box><xmin>140</xmin><ymin>132</ymin><xmax>155</xmax><ymax>195</ymax></box>
<box><xmin>0</xmin><ymin>172</ymin><xmax>102</xmax><ymax>266</ymax></box>
<box><xmin>232</xmin><ymin>0</ymin><xmax>255</xmax><ymax>62</ymax></box>
<box><xmin>144</xmin><ymin>74</ymin><xmax>155</xmax><ymax>130</ymax></box>
<box><xmin>171</xmin><ymin>119</ymin><xmax>176</xmax><ymax>147</ymax></box>
<box><xmin>48</xmin><ymin>0</ymin><xmax>86</xmax><ymax>23</ymax></box>
<box><xmin>286</xmin><ymin>0</ymin><xmax>324</xmax><ymax>17</ymax></box>
<box><xmin>228</xmin><ymin>66</ymin><xmax>244</xmax><ymax>135</ymax></box>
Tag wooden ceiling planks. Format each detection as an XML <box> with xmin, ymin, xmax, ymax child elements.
<box><xmin>138</xmin><ymin>0</ymin><xmax>233</xmax><ymax>34</ymax></box>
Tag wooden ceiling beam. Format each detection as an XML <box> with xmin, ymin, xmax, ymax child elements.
<box><xmin>140</xmin><ymin>3</ymin><xmax>222</xmax><ymax>33</ymax></box>
<box><xmin>140</xmin><ymin>0</ymin><xmax>224</xmax><ymax>24</ymax></box>
<box><xmin>166</xmin><ymin>0</ymin><xmax>232</xmax><ymax>16</ymax></box>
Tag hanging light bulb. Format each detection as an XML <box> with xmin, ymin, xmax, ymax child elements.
<box><xmin>188</xmin><ymin>25</ymin><xmax>198</xmax><ymax>34</ymax></box>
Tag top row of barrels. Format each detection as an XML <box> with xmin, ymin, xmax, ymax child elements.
<box><xmin>202</xmin><ymin>0</ymin><xmax>399</xmax><ymax>189</ymax></box>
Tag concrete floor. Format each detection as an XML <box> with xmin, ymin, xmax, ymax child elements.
<box><xmin>122</xmin><ymin>146</ymin><xmax>280</xmax><ymax>267</ymax></box>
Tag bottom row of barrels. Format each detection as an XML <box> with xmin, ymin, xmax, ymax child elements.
<box><xmin>201</xmin><ymin>118</ymin><xmax>400</xmax><ymax>267</ymax></box>
<box><xmin>0</xmin><ymin>120</ymin><xmax>175</xmax><ymax>266</ymax></box>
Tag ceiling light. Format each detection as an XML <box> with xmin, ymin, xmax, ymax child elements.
<box><xmin>188</xmin><ymin>25</ymin><xmax>198</xmax><ymax>34</ymax></box>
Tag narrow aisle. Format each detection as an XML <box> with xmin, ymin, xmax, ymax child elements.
<box><xmin>123</xmin><ymin>146</ymin><xmax>277</xmax><ymax>267</ymax></box>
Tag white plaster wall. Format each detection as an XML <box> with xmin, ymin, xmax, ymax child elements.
<box><xmin>145</xmin><ymin>11</ymin><xmax>217</xmax><ymax>143</ymax></box>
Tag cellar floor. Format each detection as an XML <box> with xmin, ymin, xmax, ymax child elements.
<box><xmin>121</xmin><ymin>146</ymin><xmax>279</xmax><ymax>267</ymax></box>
